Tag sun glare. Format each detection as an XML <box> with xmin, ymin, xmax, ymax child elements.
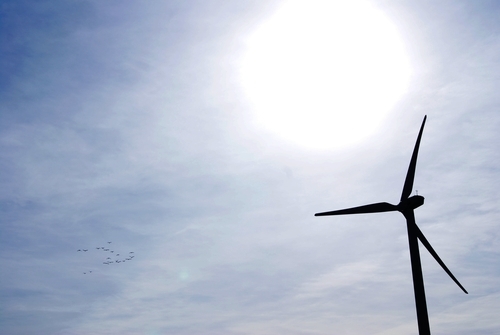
<box><xmin>240</xmin><ymin>0</ymin><xmax>411</xmax><ymax>149</ymax></box>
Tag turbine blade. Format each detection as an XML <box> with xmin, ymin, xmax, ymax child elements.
<box><xmin>413</xmin><ymin>222</ymin><xmax>468</xmax><ymax>294</ymax></box>
<box><xmin>401</xmin><ymin>115</ymin><xmax>427</xmax><ymax>201</ymax></box>
<box><xmin>315</xmin><ymin>202</ymin><xmax>397</xmax><ymax>216</ymax></box>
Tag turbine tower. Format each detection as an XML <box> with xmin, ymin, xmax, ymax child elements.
<box><xmin>315</xmin><ymin>116</ymin><xmax>467</xmax><ymax>335</ymax></box>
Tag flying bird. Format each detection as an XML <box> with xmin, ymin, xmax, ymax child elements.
<box><xmin>315</xmin><ymin>116</ymin><xmax>467</xmax><ymax>335</ymax></box>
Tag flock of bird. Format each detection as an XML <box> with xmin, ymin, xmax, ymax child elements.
<box><xmin>77</xmin><ymin>241</ymin><xmax>136</xmax><ymax>274</ymax></box>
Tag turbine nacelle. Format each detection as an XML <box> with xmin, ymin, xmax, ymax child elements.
<box><xmin>397</xmin><ymin>195</ymin><xmax>425</xmax><ymax>214</ymax></box>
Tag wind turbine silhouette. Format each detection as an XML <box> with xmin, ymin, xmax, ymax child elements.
<box><xmin>315</xmin><ymin>116</ymin><xmax>467</xmax><ymax>335</ymax></box>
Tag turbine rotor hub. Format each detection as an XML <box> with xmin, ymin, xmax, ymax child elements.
<box><xmin>397</xmin><ymin>195</ymin><xmax>425</xmax><ymax>213</ymax></box>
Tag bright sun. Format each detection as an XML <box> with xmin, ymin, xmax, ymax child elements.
<box><xmin>240</xmin><ymin>0</ymin><xmax>411</xmax><ymax>150</ymax></box>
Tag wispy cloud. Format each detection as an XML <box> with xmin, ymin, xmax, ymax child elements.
<box><xmin>1</xmin><ymin>1</ymin><xmax>499</xmax><ymax>334</ymax></box>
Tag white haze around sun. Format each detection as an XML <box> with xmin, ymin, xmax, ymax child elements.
<box><xmin>240</xmin><ymin>0</ymin><xmax>411</xmax><ymax>149</ymax></box>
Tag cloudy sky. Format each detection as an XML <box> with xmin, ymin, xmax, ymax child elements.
<box><xmin>1</xmin><ymin>0</ymin><xmax>499</xmax><ymax>334</ymax></box>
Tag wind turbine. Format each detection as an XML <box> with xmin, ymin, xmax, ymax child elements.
<box><xmin>315</xmin><ymin>116</ymin><xmax>467</xmax><ymax>335</ymax></box>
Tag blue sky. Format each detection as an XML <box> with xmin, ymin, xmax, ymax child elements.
<box><xmin>1</xmin><ymin>1</ymin><xmax>499</xmax><ymax>334</ymax></box>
